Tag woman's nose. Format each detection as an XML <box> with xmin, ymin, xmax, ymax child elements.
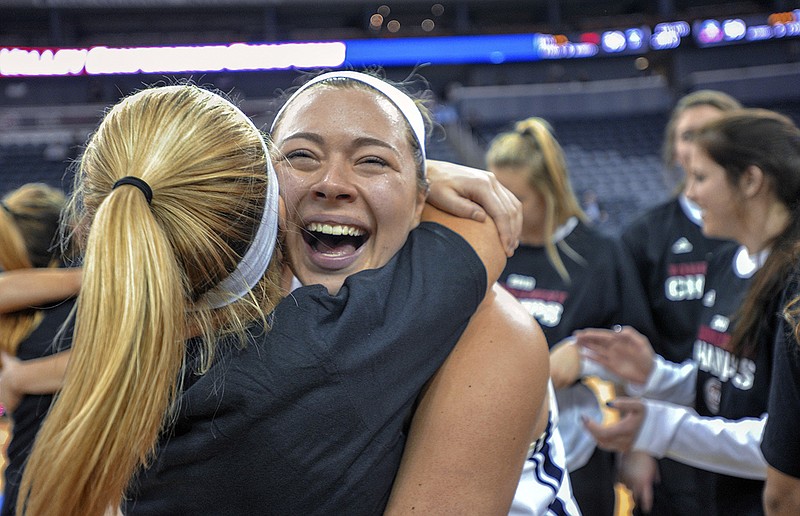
<box><xmin>683</xmin><ymin>176</ymin><xmax>696</xmax><ymax>201</ymax></box>
<box><xmin>311</xmin><ymin>163</ymin><xmax>357</xmax><ymax>202</ymax></box>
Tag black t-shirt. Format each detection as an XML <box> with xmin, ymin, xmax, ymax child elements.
<box><xmin>621</xmin><ymin>197</ymin><xmax>734</xmax><ymax>363</ymax></box>
<box><xmin>761</xmin><ymin>268</ymin><xmax>800</xmax><ymax>479</ymax></box>
<box><xmin>499</xmin><ymin>219</ymin><xmax>647</xmax><ymax>347</ymax></box>
<box><xmin>3</xmin><ymin>297</ymin><xmax>75</xmax><ymax>516</ymax></box>
<box><xmin>693</xmin><ymin>245</ymin><xmax>775</xmax><ymax>516</ymax></box>
<box><xmin>125</xmin><ymin>222</ymin><xmax>486</xmax><ymax>515</ymax></box>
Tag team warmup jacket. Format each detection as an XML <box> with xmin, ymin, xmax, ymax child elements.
<box><xmin>620</xmin><ymin>245</ymin><xmax>775</xmax><ymax>516</ymax></box>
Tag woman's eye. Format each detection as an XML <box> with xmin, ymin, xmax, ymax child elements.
<box><xmin>280</xmin><ymin>149</ymin><xmax>319</xmax><ymax>171</ymax></box>
<box><xmin>359</xmin><ymin>156</ymin><xmax>389</xmax><ymax>168</ymax></box>
<box><xmin>284</xmin><ymin>149</ymin><xmax>313</xmax><ymax>160</ymax></box>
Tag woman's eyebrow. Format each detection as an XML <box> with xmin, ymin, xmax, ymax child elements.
<box><xmin>351</xmin><ymin>136</ymin><xmax>396</xmax><ymax>151</ymax></box>
<box><xmin>278</xmin><ymin>132</ymin><xmax>323</xmax><ymax>145</ymax></box>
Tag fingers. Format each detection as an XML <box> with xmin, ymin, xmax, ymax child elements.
<box><xmin>618</xmin><ymin>451</ymin><xmax>658</xmax><ymax>513</ymax></box>
<box><xmin>489</xmin><ymin>175</ymin><xmax>521</xmax><ymax>256</ymax></box>
<box><xmin>437</xmin><ymin>190</ymin><xmax>486</xmax><ymax>222</ymax></box>
<box><xmin>583</xmin><ymin>397</ymin><xmax>645</xmax><ymax>452</ymax></box>
<box><xmin>573</xmin><ymin>328</ymin><xmax>617</xmax><ymax>347</ymax></box>
<box><xmin>573</xmin><ymin>329</ymin><xmax>616</xmax><ymax>365</ymax></box>
<box><xmin>574</xmin><ymin>327</ymin><xmax>654</xmax><ymax>384</ymax></box>
<box><xmin>468</xmin><ymin>172</ymin><xmax>517</xmax><ymax>257</ymax></box>
<box><xmin>639</xmin><ymin>481</ymin><xmax>654</xmax><ymax>513</ymax></box>
<box><xmin>606</xmin><ymin>396</ymin><xmax>645</xmax><ymax>414</ymax></box>
<box><xmin>465</xmin><ymin>177</ymin><xmax>519</xmax><ymax>257</ymax></box>
<box><xmin>582</xmin><ymin>415</ymin><xmax>616</xmax><ymax>448</ymax></box>
<box><xmin>424</xmin><ymin>160</ymin><xmax>522</xmax><ymax>256</ymax></box>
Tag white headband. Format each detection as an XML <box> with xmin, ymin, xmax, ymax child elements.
<box><xmin>271</xmin><ymin>71</ymin><xmax>427</xmax><ymax>166</ymax></box>
<box><xmin>198</xmin><ymin>105</ymin><xmax>280</xmax><ymax>310</ymax></box>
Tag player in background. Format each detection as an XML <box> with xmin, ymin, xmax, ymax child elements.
<box><xmin>610</xmin><ymin>90</ymin><xmax>741</xmax><ymax>515</ymax></box>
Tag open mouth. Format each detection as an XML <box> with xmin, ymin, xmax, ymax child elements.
<box><xmin>303</xmin><ymin>222</ymin><xmax>369</xmax><ymax>256</ymax></box>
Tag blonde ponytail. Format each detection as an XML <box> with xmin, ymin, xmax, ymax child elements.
<box><xmin>486</xmin><ymin>117</ymin><xmax>586</xmax><ymax>281</ymax></box>
<box><xmin>19</xmin><ymin>85</ymin><xmax>283</xmax><ymax>515</ymax></box>
<box><xmin>19</xmin><ymin>189</ymin><xmax>184</xmax><ymax>515</ymax></box>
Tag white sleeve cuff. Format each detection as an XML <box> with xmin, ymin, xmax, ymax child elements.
<box><xmin>625</xmin><ymin>355</ymin><xmax>697</xmax><ymax>405</ymax></box>
<box><xmin>633</xmin><ymin>399</ymin><xmax>768</xmax><ymax>480</ymax></box>
<box><xmin>632</xmin><ymin>399</ymin><xmax>684</xmax><ymax>458</ymax></box>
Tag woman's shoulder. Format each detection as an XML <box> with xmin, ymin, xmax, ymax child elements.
<box><xmin>386</xmin><ymin>284</ymin><xmax>551</xmax><ymax>513</ymax></box>
<box><xmin>567</xmin><ymin>221</ymin><xmax>619</xmax><ymax>260</ymax></box>
<box><xmin>447</xmin><ymin>284</ymin><xmax>550</xmax><ymax>424</ymax></box>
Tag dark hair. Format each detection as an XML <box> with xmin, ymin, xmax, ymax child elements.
<box><xmin>694</xmin><ymin>109</ymin><xmax>800</xmax><ymax>356</ymax></box>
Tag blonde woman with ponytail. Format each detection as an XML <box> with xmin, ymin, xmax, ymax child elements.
<box><xmin>0</xmin><ymin>183</ymin><xmax>78</xmax><ymax>516</ymax></box>
<box><xmin>18</xmin><ymin>85</ymin><xmax>288</xmax><ymax>516</ymax></box>
<box><xmin>17</xmin><ymin>83</ymin><xmax>515</xmax><ymax>515</ymax></box>
<box><xmin>486</xmin><ymin>117</ymin><xmax>650</xmax><ymax>516</ymax></box>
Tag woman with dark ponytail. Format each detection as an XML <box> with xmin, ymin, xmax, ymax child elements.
<box><xmin>757</xmin><ymin>125</ymin><xmax>800</xmax><ymax>515</ymax></box>
<box><xmin>574</xmin><ymin>109</ymin><xmax>800</xmax><ymax>516</ymax></box>
<box><xmin>763</xmin><ymin>252</ymin><xmax>800</xmax><ymax>516</ymax></box>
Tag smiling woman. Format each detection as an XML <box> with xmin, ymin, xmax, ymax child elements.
<box><xmin>272</xmin><ymin>74</ymin><xmax>428</xmax><ymax>294</ymax></box>
<box><xmin>14</xmin><ymin>80</ymin><xmax>558</xmax><ymax>516</ymax></box>
<box><xmin>574</xmin><ymin>109</ymin><xmax>800</xmax><ymax>516</ymax></box>
<box><xmin>271</xmin><ymin>70</ymin><xmax>578</xmax><ymax>514</ymax></box>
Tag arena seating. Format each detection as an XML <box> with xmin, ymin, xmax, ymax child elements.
<box><xmin>2</xmin><ymin>96</ymin><xmax>799</xmax><ymax>236</ymax></box>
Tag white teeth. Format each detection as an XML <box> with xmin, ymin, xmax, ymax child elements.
<box><xmin>307</xmin><ymin>222</ymin><xmax>365</xmax><ymax>237</ymax></box>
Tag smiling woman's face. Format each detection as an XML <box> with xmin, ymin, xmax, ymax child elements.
<box><xmin>273</xmin><ymin>84</ymin><xmax>426</xmax><ymax>294</ymax></box>
<box><xmin>684</xmin><ymin>145</ymin><xmax>744</xmax><ymax>242</ymax></box>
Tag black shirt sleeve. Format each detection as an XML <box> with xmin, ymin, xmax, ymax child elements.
<box><xmin>761</xmin><ymin>275</ymin><xmax>800</xmax><ymax>478</ymax></box>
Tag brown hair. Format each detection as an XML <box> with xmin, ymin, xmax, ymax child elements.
<box><xmin>694</xmin><ymin>109</ymin><xmax>800</xmax><ymax>357</ymax></box>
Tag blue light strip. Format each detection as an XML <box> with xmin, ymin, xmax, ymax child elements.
<box><xmin>345</xmin><ymin>34</ymin><xmax>541</xmax><ymax>66</ymax></box>
<box><xmin>1</xmin><ymin>10</ymin><xmax>799</xmax><ymax>78</ymax></box>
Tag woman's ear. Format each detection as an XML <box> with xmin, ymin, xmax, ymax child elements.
<box><xmin>412</xmin><ymin>182</ymin><xmax>429</xmax><ymax>225</ymax></box>
<box><xmin>740</xmin><ymin>165</ymin><xmax>765</xmax><ymax>199</ymax></box>
<box><xmin>278</xmin><ymin>196</ymin><xmax>287</xmax><ymax>233</ymax></box>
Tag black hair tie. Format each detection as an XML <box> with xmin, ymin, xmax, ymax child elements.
<box><xmin>112</xmin><ymin>176</ymin><xmax>153</xmax><ymax>204</ymax></box>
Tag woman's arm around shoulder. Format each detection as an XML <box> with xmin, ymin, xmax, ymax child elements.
<box><xmin>1</xmin><ymin>350</ymin><xmax>71</xmax><ymax>413</ymax></box>
<box><xmin>0</xmin><ymin>268</ymin><xmax>81</xmax><ymax>313</ymax></box>
<box><xmin>421</xmin><ymin>205</ymin><xmax>506</xmax><ymax>287</ymax></box>
<box><xmin>385</xmin><ymin>284</ymin><xmax>549</xmax><ymax>515</ymax></box>
<box><xmin>425</xmin><ymin>159</ymin><xmax>521</xmax><ymax>258</ymax></box>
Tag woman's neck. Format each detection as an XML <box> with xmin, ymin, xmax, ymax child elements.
<box><xmin>520</xmin><ymin>229</ymin><xmax>545</xmax><ymax>246</ymax></box>
<box><xmin>740</xmin><ymin>200</ymin><xmax>791</xmax><ymax>255</ymax></box>
<box><xmin>520</xmin><ymin>217</ymin><xmax>577</xmax><ymax>247</ymax></box>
